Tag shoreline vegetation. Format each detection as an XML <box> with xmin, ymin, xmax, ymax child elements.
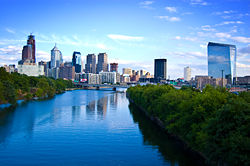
<box><xmin>0</xmin><ymin>67</ymin><xmax>74</xmax><ymax>107</ymax></box>
<box><xmin>126</xmin><ymin>84</ymin><xmax>250</xmax><ymax>166</ymax></box>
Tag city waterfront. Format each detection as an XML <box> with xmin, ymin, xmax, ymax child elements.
<box><xmin>0</xmin><ymin>90</ymin><xmax>203</xmax><ymax>166</ymax></box>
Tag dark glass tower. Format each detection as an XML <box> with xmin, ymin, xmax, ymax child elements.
<box><xmin>27</xmin><ymin>34</ymin><xmax>36</xmax><ymax>63</ymax></box>
<box><xmin>72</xmin><ymin>51</ymin><xmax>82</xmax><ymax>73</ymax></box>
<box><xmin>154</xmin><ymin>59</ymin><xmax>167</xmax><ymax>82</ymax></box>
<box><xmin>97</xmin><ymin>53</ymin><xmax>108</xmax><ymax>73</ymax></box>
<box><xmin>208</xmin><ymin>42</ymin><xmax>236</xmax><ymax>85</ymax></box>
<box><xmin>110</xmin><ymin>63</ymin><xmax>118</xmax><ymax>72</ymax></box>
<box><xmin>85</xmin><ymin>54</ymin><xmax>96</xmax><ymax>73</ymax></box>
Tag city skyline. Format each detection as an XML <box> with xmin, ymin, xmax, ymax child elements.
<box><xmin>0</xmin><ymin>0</ymin><xmax>249</xmax><ymax>79</ymax></box>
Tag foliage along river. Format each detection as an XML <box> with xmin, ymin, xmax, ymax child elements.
<box><xmin>0</xmin><ymin>89</ymin><xmax>204</xmax><ymax>166</ymax></box>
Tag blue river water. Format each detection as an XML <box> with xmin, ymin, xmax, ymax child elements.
<box><xmin>0</xmin><ymin>90</ymin><xmax>204</xmax><ymax>166</ymax></box>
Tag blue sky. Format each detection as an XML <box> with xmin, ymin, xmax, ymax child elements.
<box><xmin>0</xmin><ymin>0</ymin><xmax>249</xmax><ymax>78</ymax></box>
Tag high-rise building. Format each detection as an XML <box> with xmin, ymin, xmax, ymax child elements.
<box><xmin>85</xmin><ymin>54</ymin><xmax>96</xmax><ymax>73</ymax></box>
<box><xmin>140</xmin><ymin>69</ymin><xmax>147</xmax><ymax>76</ymax></box>
<box><xmin>122</xmin><ymin>68</ymin><xmax>132</xmax><ymax>75</ymax></box>
<box><xmin>154</xmin><ymin>59</ymin><xmax>167</xmax><ymax>82</ymax></box>
<box><xmin>59</xmin><ymin>62</ymin><xmax>75</xmax><ymax>80</ymax></box>
<box><xmin>208</xmin><ymin>42</ymin><xmax>236</xmax><ymax>85</ymax></box>
<box><xmin>19</xmin><ymin>34</ymin><xmax>36</xmax><ymax>64</ymax></box>
<box><xmin>184</xmin><ymin>66</ymin><xmax>191</xmax><ymax>81</ymax></box>
<box><xmin>51</xmin><ymin>44</ymin><xmax>63</xmax><ymax>68</ymax></box>
<box><xmin>97</xmin><ymin>53</ymin><xmax>108</xmax><ymax>73</ymax></box>
<box><xmin>27</xmin><ymin>34</ymin><xmax>36</xmax><ymax>63</ymax></box>
<box><xmin>110</xmin><ymin>63</ymin><xmax>118</xmax><ymax>72</ymax></box>
<box><xmin>72</xmin><ymin>51</ymin><xmax>82</xmax><ymax>73</ymax></box>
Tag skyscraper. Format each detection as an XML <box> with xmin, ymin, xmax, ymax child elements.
<box><xmin>97</xmin><ymin>53</ymin><xmax>108</xmax><ymax>73</ymax></box>
<box><xmin>184</xmin><ymin>66</ymin><xmax>191</xmax><ymax>81</ymax></box>
<box><xmin>110</xmin><ymin>63</ymin><xmax>118</xmax><ymax>72</ymax></box>
<box><xmin>207</xmin><ymin>42</ymin><xmax>236</xmax><ymax>84</ymax></box>
<box><xmin>19</xmin><ymin>34</ymin><xmax>36</xmax><ymax>64</ymax></box>
<box><xmin>85</xmin><ymin>54</ymin><xmax>96</xmax><ymax>73</ymax></box>
<box><xmin>51</xmin><ymin>44</ymin><xmax>63</xmax><ymax>68</ymax></box>
<box><xmin>154</xmin><ymin>59</ymin><xmax>167</xmax><ymax>82</ymax></box>
<box><xmin>72</xmin><ymin>51</ymin><xmax>82</xmax><ymax>73</ymax></box>
<box><xmin>27</xmin><ymin>34</ymin><xmax>36</xmax><ymax>63</ymax></box>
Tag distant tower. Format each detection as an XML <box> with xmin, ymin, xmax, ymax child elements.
<box><xmin>72</xmin><ymin>51</ymin><xmax>82</xmax><ymax>73</ymax></box>
<box><xmin>110</xmin><ymin>63</ymin><xmax>118</xmax><ymax>72</ymax></box>
<box><xmin>27</xmin><ymin>34</ymin><xmax>36</xmax><ymax>63</ymax></box>
<box><xmin>85</xmin><ymin>54</ymin><xmax>96</xmax><ymax>73</ymax></box>
<box><xmin>51</xmin><ymin>44</ymin><xmax>63</xmax><ymax>68</ymax></box>
<box><xmin>97</xmin><ymin>53</ymin><xmax>108</xmax><ymax>73</ymax></box>
<box><xmin>19</xmin><ymin>34</ymin><xmax>36</xmax><ymax>64</ymax></box>
<box><xmin>184</xmin><ymin>66</ymin><xmax>191</xmax><ymax>81</ymax></box>
<box><xmin>154</xmin><ymin>59</ymin><xmax>167</xmax><ymax>82</ymax></box>
<box><xmin>207</xmin><ymin>42</ymin><xmax>236</xmax><ymax>84</ymax></box>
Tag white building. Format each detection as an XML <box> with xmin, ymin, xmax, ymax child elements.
<box><xmin>81</xmin><ymin>73</ymin><xmax>102</xmax><ymax>84</ymax></box>
<box><xmin>51</xmin><ymin>44</ymin><xmax>63</xmax><ymax>68</ymax></box>
<box><xmin>100</xmin><ymin>72</ymin><xmax>117</xmax><ymax>84</ymax></box>
<box><xmin>18</xmin><ymin>64</ymin><xmax>44</xmax><ymax>76</ymax></box>
<box><xmin>184</xmin><ymin>66</ymin><xmax>191</xmax><ymax>81</ymax></box>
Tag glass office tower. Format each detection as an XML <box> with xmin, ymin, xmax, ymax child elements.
<box><xmin>208</xmin><ymin>42</ymin><xmax>236</xmax><ymax>85</ymax></box>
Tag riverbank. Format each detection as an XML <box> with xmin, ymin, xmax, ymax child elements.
<box><xmin>126</xmin><ymin>84</ymin><xmax>250</xmax><ymax>166</ymax></box>
<box><xmin>126</xmin><ymin>93</ymin><xmax>207</xmax><ymax>165</ymax></box>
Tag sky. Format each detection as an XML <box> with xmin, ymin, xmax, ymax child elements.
<box><xmin>0</xmin><ymin>0</ymin><xmax>249</xmax><ymax>79</ymax></box>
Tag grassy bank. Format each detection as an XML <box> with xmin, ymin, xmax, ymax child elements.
<box><xmin>0</xmin><ymin>67</ymin><xmax>73</xmax><ymax>105</ymax></box>
<box><xmin>127</xmin><ymin>84</ymin><xmax>250</xmax><ymax>166</ymax></box>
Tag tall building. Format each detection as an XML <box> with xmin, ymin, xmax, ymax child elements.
<box><xmin>19</xmin><ymin>34</ymin><xmax>36</xmax><ymax>64</ymax></box>
<box><xmin>59</xmin><ymin>62</ymin><xmax>75</xmax><ymax>80</ymax></box>
<box><xmin>184</xmin><ymin>66</ymin><xmax>191</xmax><ymax>81</ymax></box>
<box><xmin>72</xmin><ymin>51</ymin><xmax>82</xmax><ymax>73</ymax></box>
<box><xmin>154</xmin><ymin>59</ymin><xmax>167</xmax><ymax>82</ymax></box>
<box><xmin>208</xmin><ymin>42</ymin><xmax>236</xmax><ymax>85</ymax></box>
<box><xmin>85</xmin><ymin>54</ymin><xmax>96</xmax><ymax>73</ymax></box>
<box><xmin>97</xmin><ymin>53</ymin><xmax>108</xmax><ymax>73</ymax></box>
<box><xmin>122</xmin><ymin>68</ymin><xmax>132</xmax><ymax>75</ymax></box>
<box><xmin>140</xmin><ymin>69</ymin><xmax>147</xmax><ymax>76</ymax></box>
<box><xmin>51</xmin><ymin>44</ymin><xmax>63</xmax><ymax>68</ymax></box>
<box><xmin>110</xmin><ymin>63</ymin><xmax>118</xmax><ymax>72</ymax></box>
<box><xmin>27</xmin><ymin>34</ymin><xmax>36</xmax><ymax>63</ymax></box>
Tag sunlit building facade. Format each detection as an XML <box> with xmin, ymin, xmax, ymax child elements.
<box><xmin>208</xmin><ymin>42</ymin><xmax>236</xmax><ymax>85</ymax></box>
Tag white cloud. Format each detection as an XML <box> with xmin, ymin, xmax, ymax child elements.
<box><xmin>5</xmin><ymin>28</ymin><xmax>15</xmax><ymax>34</ymax></box>
<box><xmin>216</xmin><ymin>21</ymin><xmax>244</xmax><ymax>26</ymax></box>
<box><xmin>190</xmin><ymin>0</ymin><xmax>208</xmax><ymax>6</ymax></box>
<box><xmin>231</xmin><ymin>36</ymin><xmax>250</xmax><ymax>43</ymax></box>
<box><xmin>174</xmin><ymin>36</ymin><xmax>197</xmax><ymax>41</ymax></box>
<box><xmin>157</xmin><ymin>16</ymin><xmax>181</xmax><ymax>22</ymax></box>
<box><xmin>139</xmin><ymin>1</ymin><xmax>154</xmax><ymax>9</ymax></box>
<box><xmin>36</xmin><ymin>50</ymin><xmax>50</xmax><ymax>61</ymax></box>
<box><xmin>201</xmin><ymin>25</ymin><xmax>216</xmax><ymax>31</ymax></box>
<box><xmin>215</xmin><ymin>32</ymin><xmax>231</xmax><ymax>38</ymax></box>
<box><xmin>165</xmin><ymin>7</ymin><xmax>177</xmax><ymax>13</ymax></box>
<box><xmin>107</xmin><ymin>34</ymin><xmax>144</xmax><ymax>41</ymax></box>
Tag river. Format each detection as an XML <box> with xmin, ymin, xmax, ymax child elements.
<box><xmin>0</xmin><ymin>90</ymin><xmax>204</xmax><ymax>166</ymax></box>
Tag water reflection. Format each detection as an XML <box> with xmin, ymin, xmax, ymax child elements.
<box><xmin>129</xmin><ymin>104</ymin><xmax>206</xmax><ymax>166</ymax></box>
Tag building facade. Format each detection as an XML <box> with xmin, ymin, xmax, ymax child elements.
<box><xmin>184</xmin><ymin>66</ymin><xmax>191</xmax><ymax>81</ymax></box>
<box><xmin>110</xmin><ymin>63</ymin><xmax>118</xmax><ymax>72</ymax></box>
<box><xmin>97</xmin><ymin>53</ymin><xmax>108</xmax><ymax>73</ymax></box>
<box><xmin>85</xmin><ymin>54</ymin><xmax>96</xmax><ymax>73</ymax></box>
<box><xmin>72</xmin><ymin>51</ymin><xmax>82</xmax><ymax>73</ymax></box>
<box><xmin>208</xmin><ymin>42</ymin><xmax>236</xmax><ymax>85</ymax></box>
<box><xmin>154</xmin><ymin>59</ymin><xmax>167</xmax><ymax>82</ymax></box>
<box><xmin>100</xmin><ymin>72</ymin><xmax>118</xmax><ymax>84</ymax></box>
<box><xmin>51</xmin><ymin>44</ymin><xmax>63</xmax><ymax>68</ymax></box>
<box><xmin>19</xmin><ymin>34</ymin><xmax>36</xmax><ymax>64</ymax></box>
<box><xmin>17</xmin><ymin>64</ymin><xmax>44</xmax><ymax>76</ymax></box>
<box><xmin>122</xmin><ymin>68</ymin><xmax>132</xmax><ymax>75</ymax></box>
<box><xmin>59</xmin><ymin>62</ymin><xmax>75</xmax><ymax>80</ymax></box>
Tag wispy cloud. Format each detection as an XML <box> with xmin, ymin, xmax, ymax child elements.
<box><xmin>215</xmin><ymin>32</ymin><xmax>250</xmax><ymax>43</ymax></box>
<box><xmin>190</xmin><ymin>0</ymin><xmax>208</xmax><ymax>6</ymax></box>
<box><xmin>174</xmin><ymin>36</ymin><xmax>198</xmax><ymax>42</ymax></box>
<box><xmin>157</xmin><ymin>16</ymin><xmax>181</xmax><ymax>22</ymax></box>
<box><xmin>165</xmin><ymin>7</ymin><xmax>177</xmax><ymax>13</ymax></box>
<box><xmin>5</xmin><ymin>28</ymin><xmax>15</xmax><ymax>34</ymax></box>
<box><xmin>139</xmin><ymin>1</ymin><xmax>154</xmax><ymax>10</ymax></box>
<box><xmin>215</xmin><ymin>21</ymin><xmax>244</xmax><ymax>26</ymax></box>
<box><xmin>107</xmin><ymin>34</ymin><xmax>144</xmax><ymax>41</ymax></box>
<box><xmin>201</xmin><ymin>25</ymin><xmax>216</xmax><ymax>31</ymax></box>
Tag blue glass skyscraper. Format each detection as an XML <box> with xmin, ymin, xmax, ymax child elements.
<box><xmin>207</xmin><ymin>42</ymin><xmax>236</xmax><ymax>85</ymax></box>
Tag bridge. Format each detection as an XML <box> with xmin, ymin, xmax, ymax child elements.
<box><xmin>73</xmin><ymin>82</ymin><xmax>130</xmax><ymax>91</ymax></box>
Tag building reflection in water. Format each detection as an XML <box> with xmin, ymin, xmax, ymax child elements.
<box><xmin>97</xmin><ymin>96</ymin><xmax>108</xmax><ymax>120</ymax></box>
<box><xmin>85</xmin><ymin>92</ymin><xmax>120</xmax><ymax>120</ymax></box>
<box><xmin>72</xmin><ymin>106</ymin><xmax>81</xmax><ymax>123</ymax></box>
